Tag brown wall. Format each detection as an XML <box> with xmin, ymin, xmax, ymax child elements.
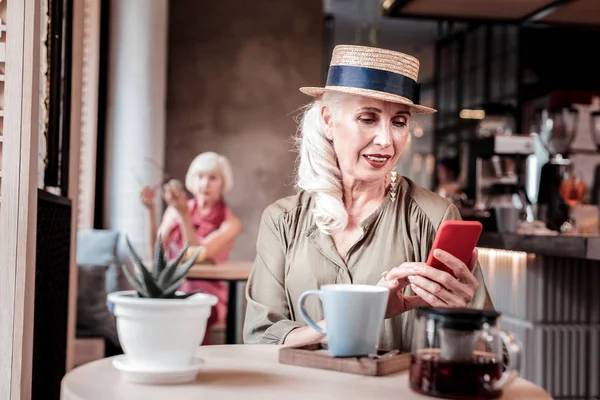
<box><xmin>166</xmin><ymin>1</ymin><xmax>323</xmax><ymax>260</ymax></box>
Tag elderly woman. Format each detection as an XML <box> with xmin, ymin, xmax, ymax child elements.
<box><xmin>141</xmin><ymin>151</ymin><xmax>242</xmax><ymax>345</ymax></box>
<box><xmin>243</xmin><ymin>45</ymin><xmax>493</xmax><ymax>351</ymax></box>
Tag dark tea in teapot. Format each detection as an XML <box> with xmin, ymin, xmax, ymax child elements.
<box><xmin>410</xmin><ymin>307</ymin><xmax>522</xmax><ymax>399</ymax></box>
<box><xmin>409</xmin><ymin>350</ymin><xmax>503</xmax><ymax>399</ymax></box>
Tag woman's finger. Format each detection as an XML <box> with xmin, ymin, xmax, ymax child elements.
<box><xmin>468</xmin><ymin>248</ymin><xmax>478</xmax><ymax>272</ymax></box>
<box><xmin>408</xmin><ymin>275</ymin><xmax>465</xmax><ymax>306</ymax></box>
<box><xmin>384</xmin><ymin>263</ymin><xmax>427</xmax><ymax>282</ymax></box>
<box><xmin>377</xmin><ymin>277</ymin><xmax>400</xmax><ymax>290</ymax></box>
<box><xmin>410</xmin><ymin>264</ymin><xmax>462</xmax><ymax>294</ymax></box>
<box><xmin>432</xmin><ymin>249</ymin><xmax>478</xmax><ymax>287</ymax></box>
<box><xmin>411</xmin><ymin>265</ymin><xmax>476</xmax><ymax>304</ymax></box>
<box><xmin>409</xmin><ymin>284</ymin><xmax>447</xmax><ymax>307</ymax></box>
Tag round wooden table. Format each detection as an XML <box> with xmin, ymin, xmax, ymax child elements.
<box><xmin>187</xmin><ymin>260</ymin><xmax>253</xmax><ymax>280</ymax></box>
<box><xmin>186</xmin><ymin>261</ymin><xmax>253</xmax><ymax>344</ymax></box>
<box><xmin>61</xmin><ymin>345</ymin><xmax>552</xmax><ymax>400</ymax></box>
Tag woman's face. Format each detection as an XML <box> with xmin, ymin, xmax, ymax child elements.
<box><xmin>322</xmin><ymin>95</ymin><xmax>411</xmax><ymax>182</ymax></box>
<box><xmin>189</xmin><ymin>169</ymin><xmax>224</xmax><ymax>204</ymax></box>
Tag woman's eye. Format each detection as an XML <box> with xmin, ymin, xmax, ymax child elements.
<box><xmin>358</xmin><ymin>114</ymin><xmax>377</xmax><ymax>124</ymax></box>
<box><xmin>392</xmin><ymin>117</ymin><xmax>408</xmax><ymax>127</ymax></box>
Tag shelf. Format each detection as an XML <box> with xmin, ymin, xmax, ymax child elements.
<box><xmin>480</xmin><ymin>176</ymin><xmax>519</xmax><ymax>187</ymax></box>
<box><xmin>568</xmin><ymin>148</ymin><xmax>600</xmax><ymax>156</ymax></box>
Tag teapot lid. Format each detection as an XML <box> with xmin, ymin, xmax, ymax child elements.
<box><xmin>416</xmin><ymin>307</ymin><xmax>500</xmax><ymax>331</ymax></box>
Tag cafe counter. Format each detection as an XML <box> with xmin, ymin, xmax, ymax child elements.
<box><xmin>475</xmin><ymin>232</ymin><xmax>600</xmax><ymax>399</ymax></box>
<box><xmin>478</xmin><ymin>231</ymin><xmax>600</xmax><ymax>260</ymax></box>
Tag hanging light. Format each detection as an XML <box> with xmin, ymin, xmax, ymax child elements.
<box><xmin>413</xmin><ymin>125</ymin><xmax>424</xmax><ymax>138</ymax></box>
<box><xmin>382</xmin><ymin>0</ymin><xmax>395</xmax><ymax>10</ymax></box>
<box><xmin>459</xmin><ymin>109</ymin><xmax>486</xmax><ymax>120</ymax></box>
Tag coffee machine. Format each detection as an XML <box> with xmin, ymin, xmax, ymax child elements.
<box><xmin>534</xmin><ymin>107</ymin><xmax>578</xmax><ymax>231</ymax></box>
<box><xmin>463</xmin><ymin>134</ymin><xmax>535</xmax><ymax>231</ymax></box>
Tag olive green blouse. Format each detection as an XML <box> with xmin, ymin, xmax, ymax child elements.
<box><xmin>243</xmin><ymin>177</ymin><xmax>494</xmax><ymax>352</ymax></box>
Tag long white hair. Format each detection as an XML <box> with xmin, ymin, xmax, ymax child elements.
<box><xmin>295</xmin><ymin>92</ymin><xmax>348</xmax><ymax>234</ymax></box>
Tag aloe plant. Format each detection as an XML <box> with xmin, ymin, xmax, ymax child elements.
<box><xmin>122</xmin><ymin>235</ymin><xmax>201</xmax><ymax>299</ymax></box>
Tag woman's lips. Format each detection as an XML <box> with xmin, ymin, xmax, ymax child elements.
<box><xmin>363</xmin><ymin>154</ymin><xmax>391</xmax><ymax>168</ymax></box>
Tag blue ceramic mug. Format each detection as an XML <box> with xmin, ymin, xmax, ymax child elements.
<box><xmin>298</xmin><ymin>284</ymin><xmax>389</xmax><ymax>357</ymax></box>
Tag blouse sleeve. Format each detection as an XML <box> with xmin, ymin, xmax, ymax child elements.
<box><xmin>243</xmin><ymin>207</ymin><xmax>302</xmax><ymax>344</ymax></box>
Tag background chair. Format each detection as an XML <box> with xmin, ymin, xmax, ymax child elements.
<box><xmin>75</xmin><ymin>229</ymin><xmax>133</xmax><ymax>364</ymax></box>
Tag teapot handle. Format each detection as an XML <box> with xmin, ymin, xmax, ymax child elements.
<box><xmin>493</xmin><ymin>330</ymin><xmax>523</xmax><ymax>390</ymax></box>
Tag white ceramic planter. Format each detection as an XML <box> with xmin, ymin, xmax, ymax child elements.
<box><xmin>107</xmin><ymin>290</ymin><xmax>218</xmax><ymax>370</ymax></box>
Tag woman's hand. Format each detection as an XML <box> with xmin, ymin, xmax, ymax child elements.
<box><xmin>163</xmin><ymin>180</ymin><xmax>188</xmax><ymax>213</ymax></box>
<box><xmin>377</xmin><ymin>265</ymin><xmax>429</xmax><ymax>319</ymax></box>
<box><xmin>140</xmin><ymin>186</ymin><xmax>157</xmax><ymax>209</ymax></box>
<box><xmin>407</xmin><ymin>248</ymin><xmax>479</xmax><ymax>308</ymax></box>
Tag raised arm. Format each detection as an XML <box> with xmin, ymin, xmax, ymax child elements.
<box><xmin>197</xmin><ymin>210</ymin><xmax>242</xmax><ymax>259</ymax></box>
<box><xmin>140</xmin><ymin>186</ymin><xmax>160</xmax><ymax>254</ymax></box>
<box><xmin>156</xmin><ymin>206</ymin><xmax>180</xmax><ymax>248</ymax></box>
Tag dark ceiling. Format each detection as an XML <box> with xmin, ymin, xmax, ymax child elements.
<box><xmin>384</xmin><ymin>0</ymin><xmax>600</xmax><ymax>27</ymax></box>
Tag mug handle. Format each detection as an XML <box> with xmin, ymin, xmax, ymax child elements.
<box><xmin>493</xmin><ymin>330</ymin><xmax>522</xmax><ymax>390</ymax></box>
<box><xmin>298</xmin><ymin>290</ymin><xmax>326</xmax><ymax>336</ymax></box>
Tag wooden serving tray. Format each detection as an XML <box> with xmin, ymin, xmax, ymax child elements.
<box><xmin>278</xmin><ymin>343</ymin><xmax>411</xmax><ymax>376</ymax></box>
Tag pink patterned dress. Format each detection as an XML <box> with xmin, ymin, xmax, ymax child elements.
<box><xmin>165</xmin><ymin>199</ymin><xmax>230</xmax><ymax>345</ymax></box>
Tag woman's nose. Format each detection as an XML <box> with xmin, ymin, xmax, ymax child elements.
<box><xmin>373</xmin><ymin>125</ymin><xmax>392</xmax><ymax>148</ymax></box>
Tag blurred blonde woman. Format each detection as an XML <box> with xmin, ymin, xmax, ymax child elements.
<box><xmin>141</xmin><ymin>151</ymin><xmax>242</xmax><ymax>345</ymax></box>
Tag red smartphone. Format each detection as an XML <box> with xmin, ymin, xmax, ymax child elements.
<box><xmin>426</xmin><ymin>220</ymin><xmax>483</xmax><ymax>277</ymax></box>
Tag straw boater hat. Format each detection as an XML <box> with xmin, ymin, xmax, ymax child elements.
<box><xmin>300</xmin><ymin>45</ymin><xmax>436</xmax><ymax>114</ymax></box>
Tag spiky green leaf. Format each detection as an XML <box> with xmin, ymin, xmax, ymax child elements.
<box><xmin>153</xmin><ymin>234</ymin><xmax>167</xmax><ymax>279</ymax></box>
<box><xmin>124</xmin><ymin>236</ymin><xmax>148</xmax><ymax>279</ymax></box>
<box><xmin>165</xmin><ymin>243</ymin><xmax>190</xmax><ymax>272</ymax></box>
<box><xmin>157</xmin><ymin>243</ymin><xmax>190</xmax><ymax>287</ymax></box>
<box><xmin>160</xmin><ymin>273</ymin><xmax>190</xmax><ymax>298</ymax></box>
<box><xmin>135</xmin><ymin>258</ymin><xmax>165</xmax><ymax>298</ymax></box>
<box><xmin>120</xmin><ymin>263</ymin><xmax>151</xmax><ymax>298</ymax></box>
<box><xmin>122</xmin><ymin>235</ymin><xmax>203</xmax><ymax>299</ymax></box>
<box><xmin>124</xmin><ymin>235</ymin><xmax>164</xmax><ymax>297</ymax></box>
<box><xmin>162</xmin><ymin>249</ymin><xmax>201</xmax><ymax>288</ymax></box>
<box><xmin>157</xmin><ymin>261</ymin><xmax>180</xmax><ymax>289</ymax></box>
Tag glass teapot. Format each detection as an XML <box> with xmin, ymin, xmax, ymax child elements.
<box><xmin>409</xmin><ymin>307</ymin><xmax>522</xmax><ymax>399</ymax></box>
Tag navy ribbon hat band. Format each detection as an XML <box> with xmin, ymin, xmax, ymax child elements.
<box><xmin>326</xmin><ymin>65</ymin><xmax>421</xmax><ymax>105</ymax></box>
